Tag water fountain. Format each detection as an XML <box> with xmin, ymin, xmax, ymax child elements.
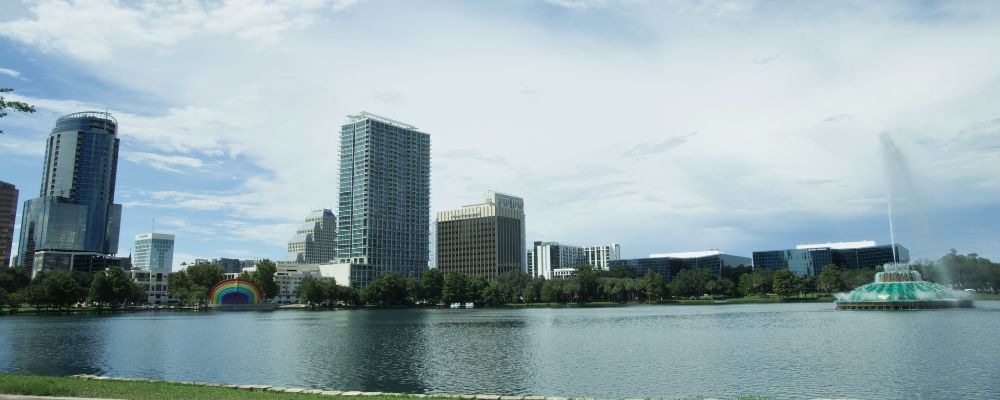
<box><xmin>834</xmin><ymin>133</ymin><xmax>973</xmax><ymax>310</ymax></box>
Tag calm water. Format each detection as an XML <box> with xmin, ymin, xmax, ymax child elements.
<box><xmin>1</xmin><ymin>302</ymin><xmax>999</xmax><ymax>399</ymax></box>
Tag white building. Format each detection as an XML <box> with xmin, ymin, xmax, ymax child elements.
<box><xmin>133</xmin><ymin>233</ymin><xmax>174</xmax><ymax>270</ymax></box>
<box><xmin>286</xmin><ymin>209</ymin><xmax>337</xmax><ymax>264</ymax></box>
<box><xmin>126</xmin><ymin>268</ymin><xmax>172</xmax><ymax>305</ymax></box>
<box><xmin>583</xmin><ymin>243</ymin><xmax>621</xmax><ymax>270</ymax></box>
<box><xmin>530</xmin><ymin>241</ymin><xmax>586</xmax><ymax>279</ymax></box>
<box><xmin>246</xmin><ymin>263</ymin><xmax>330</xmax><ymax>304</ymax></box>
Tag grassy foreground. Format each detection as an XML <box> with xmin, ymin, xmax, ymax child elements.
<box><xmin>0</xmin><ymin>374</ymin><xmax>765</xmax><ymax>400</ymax></box>
<box><xmin>0</xmin><ymin>374</ymin><xmax>414</xmax><ymax>400</ymax></box>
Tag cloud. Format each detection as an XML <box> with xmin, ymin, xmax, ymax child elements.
<box><xmin>123</xmin><ymin>151</ymin><xmax>214</xmax><ymax>173</ymax></box>
<box><xmin>623</xmin><ymin>132</ymin><xmax>698</xmax><ymax>157</ymax></box>
<box><xmin>0</xmin><ymin>0</ymin><xmax>361</xmax><ymax>61</ymax></box>
<box><xmin>4</xmin><ymin>1</ymin><xmax>1000</xmax><ymax>261</ymax></box>
<box><xmin>0</xmin><ymin>67</ymin><xmax>24</xmax><ymax>79</ymax></box>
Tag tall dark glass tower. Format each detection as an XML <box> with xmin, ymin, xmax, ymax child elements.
<box><xmin>337</xmin><ymin>112</ymin><xmax>430</xmax><ymax>284</ymax></box>
<box><xmin>17</xmin><ymin>112</ymin><xmax>122</xmax><ymax>275</ymax></box>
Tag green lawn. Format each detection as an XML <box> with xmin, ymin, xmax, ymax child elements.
<box><xmin>0</xmin><ymin>374</ymin><xmax>766</xmax><ymax>400</ymax></box>
<box><xmin>0</xmin><ymin>374</ymin><xmax>416</xmax><ymax>400</ymax></box>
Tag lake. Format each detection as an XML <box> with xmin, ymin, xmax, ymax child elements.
<box><xmin>1</xmin><ymin>302</ymin><xmax>998</xmax><ymax>399</ymax></box>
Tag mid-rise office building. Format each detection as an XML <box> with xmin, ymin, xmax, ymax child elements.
<box><xmin>337</xmin><ymin>112</ymin><xmax>430</xmax><ymax>288</ymax></box>
<box><xmin>133</xmin><ymin>233</ymin><xmax>174</xmax><ymax>270</ymax></box>
<box><xmin>584</xmin><ymin>243</ymin><xmax>621</xmax><ymax>270</ymax></box>
<box><xmin>0</xmin><ymin>180</ymin><xmax>17</xmax><ymax>266</ymax></box>
<box><xmin>126</xmin><ymin>268</ymin><xmax>172</xmax><ymax>305</ymax></box>
<box><xmin>17</xmin><ymin>112</ymin><xmax>123</xmax><ymax>277</ymax></box>
<box><xmin>610</xmin><ymin>250</ymin><xmax>751</xmax><ymax>281</ymax></box>
<box><xmin>530</xmin><ymin>241</ymin><xmax>586</xmax><ymax>279</ymax></box>
<box><xmin>286</xmin><ymin>209</ymin><xmax>337</xmax><ymax>263</ymax></box>
<box><xmin>752</xmin><ymin>240</ymin><xmax>909</xmax><ymax>276</ymax></box>
<box><xmin>436</xmin><ymin>191</ymin><xmax>525</xmax><ymax>280</ymax></box>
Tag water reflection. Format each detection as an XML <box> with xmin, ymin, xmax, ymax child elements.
<box><xmin>0</xmin><ymin>303</ymin><xmax>998</xmax><ymax>400</ymax></box>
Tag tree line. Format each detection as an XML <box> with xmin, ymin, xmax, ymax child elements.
<box><xmin>168</xmin><ymin>259</ymin><xmax>282</xmax><ymax>307</ymax></box>
<box><xmin>0</xmin><ymin>267</ymin><xmax>145</xmax><ymax>312</ymax></box>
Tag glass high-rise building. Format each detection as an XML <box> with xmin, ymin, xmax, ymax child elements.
<box><xmin>17</xmin><ymin>112</ymin><xmax>123</xmax><ymax>275</ymax></box>
<box><xmin>337</xmin><ymin>112</ymin><xmax>430</xmax><ymax>284</ymax></box>
<box><xmin>133</xmin><ymin>233</ymin><xmax>175</xmax><ymax>270</ymax></box>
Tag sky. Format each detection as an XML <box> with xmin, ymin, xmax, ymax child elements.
<box><xmin>1</xmin><ymin>0</ymin><xmax>999</xmax><ymax>270</ymax></box>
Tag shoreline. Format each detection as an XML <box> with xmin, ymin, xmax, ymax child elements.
<box><xmin>6</xmin><ymin>296</ymin><xmax>996</xmax><ymax>315</ymax></box>
<box><xmin>0</xmin><ymin>373</ymin><xmax>766</xmax><ymax>400</ymax></box>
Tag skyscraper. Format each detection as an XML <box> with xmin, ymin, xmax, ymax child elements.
<box><xmin>286</xmin><ymin>209</ymin><xmax>337</xmax><ymax>263</ymax></box>
<box><xmin>436</xmin><ymin>191</ymin><xmax>525</xmax><ymax>280</ymax></box>
<box><xmin>0</xmin><ymin>180</ymin><xmax>17</xmax><ymax>267</ymax></box>
<box><xmin>133</xmin><ymin>233</ymin><xmax>175</xmax><ymax>271</ymax></box>
<box><xmin>337</xmin><ymin>112</ymin><xmax>430</xmax><ymax>286</ymax></box>
<box><xmin>17</xmin><ymin>112</ymin><xmax>123</xmax><ymax>276</ymax></box>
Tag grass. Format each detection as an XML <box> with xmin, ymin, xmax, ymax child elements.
<box><xmin>0</xmin><ymin>374</ymin><xmax>767</xmax><ymax>400</ymax></box>
<box><xmin>0</xmin><ymin>374</ymin><xmax>415</xmax><ymax>400</ymax></box>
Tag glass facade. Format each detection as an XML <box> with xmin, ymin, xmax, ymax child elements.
<box><xmin>133</xmin><ymin>233</ymin><xmax>175</xmax><ymax>270</ymax></box>
<box><xmin>752</xmin><ymin>244</ymin><xmax>909</xmax><ymax>276</ymax></box>
<box><xmin>17</xmin><ymin>112</ymin><xmax>123</xmax><ymax>274</ymax></box>
<box><xmin>337</xmin><ymin>113</ymin><xmax>430</xmax><ymax>287</ymax></box>
<box><xmin>609</xmin><ymin>253</ymin><xmax>748</xmax><ymax>281</ymax></box>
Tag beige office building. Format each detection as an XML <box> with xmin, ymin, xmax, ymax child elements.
<box><xmin>436</xmin><ymin>191</ymin><xmax>525</xmax><ymax>280</ymax></box>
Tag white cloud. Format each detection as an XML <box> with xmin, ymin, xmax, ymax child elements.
<box><xmin>0</xmin><ymin>67</ymin><xmax>24</xmax><ymax>79</ymax></box>
<box><xmin>123</xmin><ymin>151</ymin><xmax>214</xmax><ymax>173</ymax></box>
<box><xmin>4</xmin><ymin>1</ymin><xmax>1000</xmax><ymax>259</ymax></box>
<box><xmin>0</xmin><ymin>0</ymin><xmax>361</xmax><ymax>61</ymax></box>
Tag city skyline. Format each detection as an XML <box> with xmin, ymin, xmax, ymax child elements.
<box><xmin>2</xmin><ymin>1</ymin><xmax>1000</xmax><ymax>268</ymax></box>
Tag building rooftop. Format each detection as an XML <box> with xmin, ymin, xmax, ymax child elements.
<box><xmin>795</xmin><ymin>240</ymin><xmax>877</xmax><ymax>250</ymax></box>
<box><xmin>346</xmin><ymin>111</ymin><xmax>418</xmax><ymax>130</ymax></box>
<box><xmin>57</xmin><ymin>111</ymin><xmax>117</xmax><ymax>124</ymax></box>
<box><xmin>649</xmin><ymin>250</ymin><xmax>723</xmax><ymax>259</ymax></box>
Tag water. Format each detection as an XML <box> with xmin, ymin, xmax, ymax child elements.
<box><xmin>2</xmin><ymin>303</ymin><xmax>999</xmax><ymax>399</ymax></box>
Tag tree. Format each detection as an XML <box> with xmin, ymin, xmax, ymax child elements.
<box><xmin>738</xmin><ymin>269</ymin><xmax>772</xmax><ymax>297</ymax></box>
<box><xmin>88</xmin><ymin>271</ymin><xmax>114</xmax><ymax>310</ymax></box>
<box><xmin>465</xmin><ymin>276</ymin><xmax>487</xmax><ymax>304</ymax></box>
<box><xmin>168</xmin><ymin>270</ymin><xmax>194</xmax><ymax>306</ymax></box>
<box><xmin>420</xmin><ymin>269</ymin><xmax>444</xmax><ymax>304</ymax></box>
<box><xmin>296</xmin><ymin>275</ymin><xmax>326</xmax><ymax>308</ymax></box>
<box><xmin>361</xmin><ymin>272</ymin><xmax>408</xmax><ymax>305</ymax></box>
<box><xmin>0</xmin><ymin>267</ymin><xmax>31</xmax><ymax>293</ymax></box>
<box><xmin>670</xmin><ymin>268</ymin><xmax>715</xmax><ymax>297</ymax></box>
<box><xmin>187</xmin><ymin>263</ymin><xmax>224</xmax><ymax>290</ymax></box>
<box><xmin>251</xmin><ymin>259</ymin><xmax>279</xmax><ymax>300</ymax></box>
<box><xmin>540</xmin><ymin>279</ymin><xmax>563</xmax><ymax>303</ymax></box>
<box><xmin>0</xmin><ymin>88</ymin><xmax>36</xmax><ymax>134</ymax></box>
<box><xmin>575</xmin><ymin>265</ymin><xmax>600</xmax><ymax>302</ymax></box>
<box><xmin>817</xmin><ymin>264</ymin><xmax>843</xmax><ymax>293</ymax></box>
<box><xmin>496</xmin><ymin>270</ymin><xmax>530</xmax><ymax>304</ymax></box>
<box><xmin>406</xmin><ymin>276</ymin><xmax>422</xmax><ymax>304</ymax></box>
<box><xmin>23</xmin><ymin>277</ymin><xmax>49</xmax><ymax>311</ymax></box>
<box><xmin>643</xmin><ymin>270</ymin><xmax>666</xmax><ymax>302</ymax></box>
<box><xmin>44</xmin><ymin>271</ymin><xmax>80</xmax><ymax>310</ymax></box>
<box><xmin>442</xmin><ymin>272</ymin><xmax>468</xmax><ymax>304</ymax></box>
<box><xmin>482</xmin><ymin>282</ymin><xmax>503</xmax><ymax>306</ymax></box>
<box><xmin>771</xmin><ymin>269</ymin><xmax>800</xmax><ymax>298</ymax></box>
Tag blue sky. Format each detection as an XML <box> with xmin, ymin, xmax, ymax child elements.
<box><xmin>1</xmin><ymin>0</ymin><xmax>999</xmax><ymax>269</ymax></box>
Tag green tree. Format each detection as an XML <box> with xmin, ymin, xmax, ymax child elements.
<box><xmin>295</xmin><ymin>275</ymin><xmax>326</xmax><ymax>308</ymax></box>
<box><xmin>406</xmin><ymin>276</ymin><xmax>422</xmax><ymax>304</ymax></box>
<box><xmin>44</xmin><ymin>271</ymin><xmax>80</xmax><ymax>309</ymax></box>
<box><xmin>0</xmin><ymin>267</ymin><xmax>31</xmax><ymax>293</ymax></box>
<box><xmin>251</xmin><ymin>259</ymin><xmax>279</xmax><ymax>300</ymax></box>
<box><xmin>738</xmin><ymin>269</ymin><xmax>772</xmax><ymax>297</ymax></box>
<box><xmin>420</xmin><ymin>269</ymin><xmax>444</xmax><ymax>304</ymax></box>
<box><xmin>575</xmin><ymin>265</ymin><xmax>600</xmax><ymax>302</ymax></box>
<box><xmin>361</xmin><ymin>272</ymin><xmax>408</xmax><ymax>305</ymax></box>
<box><xmin>442</xmin><ymin>272</ymin><xmax>468</xmax><ymax>304</ymax></box>
<box><xmin>670</xmin><ymin>268</ymin><xmax>715</xmax><ymax>297</ymax></box>
<box><xmin>643</xmin><ymin>270</ymin><xmax>666</xmax><ymax>302</ymax></box>
<box><xmin>23</xmin><ymin>276</ymin><xmax>50</xmax><ymax>311</ymax></box>
<box><xmin>482</xmin><ymin>282</ymin><xmax>503</xmax><ymax>306</ymax></box>
<box><xmin>88</xmin><ymin>271</ymin><xmax>114</xmax><ymax>310</ymax></box>
<box><xmin>465</xmin><ymin>276</ymin><xmax>487</xmax><ymax>304</ymax></box>
<box><xmin>0</xmin><ymin>88</ymin><xmax>36</xmax><ymax>134</ymax></box>
<box><xmin>186</xmin><ymin>263</ymin><xmax>224</xmax><ymax>290</ymax></box>
<box><xmin>771</xmin><ymin>269</ymin><xmax>800</xmax><ymax>298</ymax></box>
<box><xmin>167</xmin><ymin>270</ymin><xmax>194</xmax><ymax>306</ymax></box>
<box><xmin>540</xmin><ymin>279</ymin><xmax>563</xmax><ymax>303</ymax></box>
<box><xmin>817</xmin><ymin>264</ymin><xmax>844</xmax><ymax>293</ymax></box>
<box><xmin>496</xmin><ymin>270</ymin><xmax>530</xmax><ymax>304</ymax></box>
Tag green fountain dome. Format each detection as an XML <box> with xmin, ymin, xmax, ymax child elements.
<box><xmin>835</xmin><ymin>263</ymin><xmax>973</xmax><ymax>310</ymax></box>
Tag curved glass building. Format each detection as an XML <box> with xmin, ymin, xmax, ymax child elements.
<box><xmin>17</xmin><ymin>112</ymin><xmax>123</xmax><ymax>275</ymax></box>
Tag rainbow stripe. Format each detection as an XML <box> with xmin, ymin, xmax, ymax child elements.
<box><xmin>209</xmin><ymin>279</ymin><xmax>263</xmax><ymax>305</ymax></box>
